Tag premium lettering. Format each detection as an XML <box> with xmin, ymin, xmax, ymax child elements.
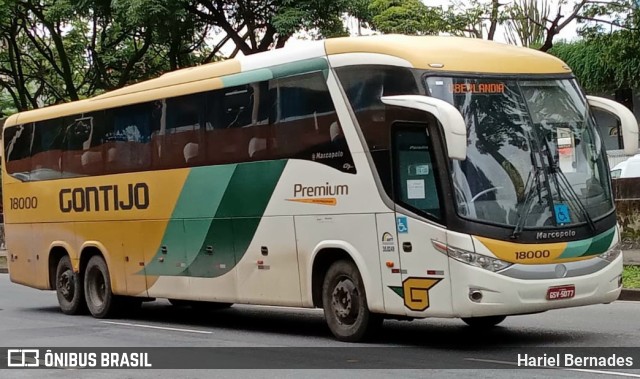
<box><xmin>60</xmin><ymin>183</ymin><xmax>149</xmax><ymax>213</ymax></box>
<box><xmin>293</xmin><ymin>183</ymin><xmax>349</xmax><ymax>197</ymax></box>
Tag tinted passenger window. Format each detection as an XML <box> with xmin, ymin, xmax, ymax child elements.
<box><xmin>29</xmin><ymin>119</ymin><xmax>64</xmax><ymax>180</ymax></box>
<box><xmin>4</xmin><ymin>70</ymin><xmax>360</xmax><ymax>181</ymax></box>
<box><xmin>106</xmin><ymin>103</ymin><xmax>154</xmax><ymax>173</ymax></box>
<box><xmin>272</xmin><ymin>72</ymin><xmax>355</xmax><ymax>173</ymax></box>
<box><xmin>4</xmin><ymin>123</ymin><xmax>33</xmax><ymax>179</ymax></box>
<box><xmin>156</xmin><ymin>94</ymin><xmax>205</xmax><ymax>168</ymax></box>
<box><xmin>336</xmin><ymin>66</ymin><xmax>421</xmax><ymax>193</ymax></box>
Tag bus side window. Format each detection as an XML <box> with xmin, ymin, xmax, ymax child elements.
<box><xmin>336</xmin><ymin>66</ymin><xmax>422</xmax><ymax>189</ymax></box>
<box><xmin>4</xmin><ymin>123</ymin><xmax>34</xmax><ymax>180</ymax></box>
<box><xmin>107</xmin><ymin>103</ymin><xmax>153</xmax><ymax>174</ymax></box>
<box><xmin>158</xmin><ymin>94</ymin><xmax>205</xmax><ymax>169</ymax></box>
<box><xmin>31</xmin><ymin>119</ymin><xmax>64</xmax><ymax>180</ymax></box>
<box><xmin>204</xmin><ymin>83</ymin><xmax>271</xmax><ymax>165</ymax></box>
<box><xmin>61</xmin><ymin>116</ymin><xmax>96</xmax><ymax>178</ymax></box>
<box><xmin>271</xmin><ymin>72</ymin><xmax>355</xmax><ymax>173</ymax></box>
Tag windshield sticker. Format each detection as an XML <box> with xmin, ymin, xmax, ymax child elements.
<box><xmin>557</xmin><ymin>128</ymin><xmax>577</xmax><ymax>173</ymax></box>
<box><xmin>407</xmin><ymin>180</ymin><xmax>426</xmax><ymax>199</ymax></box>
<box><xmin>554</xmin><ymin>204</ymin><xmax>571</xmax><ymax>224</ymax></box>
<box><xmin>408</xmin><ymin>164</ymin><xmax>430</xmax><ymax>176</ymax></box>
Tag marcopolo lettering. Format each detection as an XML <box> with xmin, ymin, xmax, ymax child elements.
<box><xmin>60</xmin><ymin>183</ymin><xmax>150</xmax><ymax>213</ymax></box>
<box><xmin>536</xmin><ymin>230</ymin><xmax>577</xmax><ymax>240</ymax></box>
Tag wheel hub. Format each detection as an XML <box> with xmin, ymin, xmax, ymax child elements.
<box><xmin>331</xmin><ymin>278</ymin><xmax>359</xmax><ymax>325</ymax></box>
<box><xmin>88</xmin><ymin>267</ymin><xmax>106</xmax><ymax>306</ymax></box>
<box><xmin>57</xmin><ymin>271</ymin><xmax>74</xmax><ymax>300</ymax></box>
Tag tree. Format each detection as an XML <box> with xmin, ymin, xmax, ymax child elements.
<box><xmin>0</xmin><ymin>0</ymin><xmax>211</xmax><ymax>111</ymax></box>
<box><xmin>550</xmin><ymin>1</ymin><xmax>639</xmax><ymax>92</ymax></box>
<box><xmin>367</xmin><ymin>0</ymin><xmax>445</xmax><ymax>35</ymax></box>
<box><xmin>1</xmin><ymin>0</ymin><xmax>369</xmax><ymax>113</ymax></box>
<box><xmin>504</xmin><ymin>0</ymin><xmax>551</xmax><ymax>47</ymax></box>
<box><xmin>187</xmin><ymin>0</ymin><xmax>355</xmax><ymax>57</ymax></box>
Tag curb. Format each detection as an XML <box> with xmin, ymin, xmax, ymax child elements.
<box><xmin>0</xmin><ymin>268</ymin><xmax>6</xmax><ymax>274</ymax></box>
<box><xmin>619</xmin><ymin>288</ymin><xmax>640</xmax><ymax>301</ymax></box>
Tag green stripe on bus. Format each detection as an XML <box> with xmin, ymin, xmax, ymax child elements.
<box><xmin>145</xmin><ymin>160</ymin><xmax>287</xmax><ymax>278</ymax></box>
<box><xmin>222</xmin><ymin>69</ymin><xmax>274</xmax><ymax>87</ymax></box>
<box><xmin>559</xmin><ymin>239</ymin><xmax>591</xmax><ymax>258</ymax></box>
<box><xmin>268</xmin><ymin>58</ymin><xmax>329</xmax><ymax>79</ymax></box>
<box><xmin>582</xmin><ymin>227</ymin><xmax>615</xmax><ymax>257</ymax></box>
<box><xmin>558</xmin><ymin>227</ymin><xmax>615</xmax><ymax>259</ymax></box>
<box><xmin>183</xmin><ymin>160</ymin><xmax>287</xmax><ymax>278</ymax></box>
<box><xmin>220</xmin><ymin>58</ymin><xmax>328</xmax><ymax>88</ymax></box>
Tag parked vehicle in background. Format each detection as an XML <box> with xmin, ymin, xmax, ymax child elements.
<box><xmin>611</xmin><ymin>154</ymin><xmax>640</xmax><ymax>178</ymax></box>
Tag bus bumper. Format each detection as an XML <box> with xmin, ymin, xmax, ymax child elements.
<box><xmin>449</xmin><ymin>254</ymin><xmax>623</xmax><ymax>318</ymax></box>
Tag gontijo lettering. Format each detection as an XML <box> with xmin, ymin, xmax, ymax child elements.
<box><xmin>59</xmin><ymin>183</ymin><xmax>149</xmax><ymax>213</ymax></box>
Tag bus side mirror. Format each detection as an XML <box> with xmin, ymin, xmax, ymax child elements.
<box><xmin>587</xmin><ymin>95</ymin><xmax>639</xmax><ymax>155</ymax></box>
<box><xmin>381</xmin><ymin>95</ymin><xmax>467</xmax><ymax>160</ymax></box>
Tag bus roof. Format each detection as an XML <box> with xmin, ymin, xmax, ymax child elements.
<box><xmin>4</xmin><ymin>35</ymin><xmax>571</xmax><ymax>128</ymax></box>
<box><xmin>325</xmin><ymin>35</ymin><xmax>571</xmax><ymax>74</ymax></box>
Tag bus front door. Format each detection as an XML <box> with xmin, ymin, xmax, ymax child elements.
<box><xmin>391</xmin><ymin>122</ymin><xmax>453</xmax><ymax>317</ymax></box>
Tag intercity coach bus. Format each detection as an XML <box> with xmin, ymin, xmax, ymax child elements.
<box><xmin>2</xmin><ymin>35</ymin><xmax>638</xmax><ymax>342</ymax></box>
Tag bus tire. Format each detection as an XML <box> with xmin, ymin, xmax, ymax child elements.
<box><xmin>322</xmin><ymin>260</ymin><xmax>382</xmax><ymax>342</ymax></box>
<box><xmin>55</xmin><ymin>255</ymin><xmax>86</xmax><ymax>315</ymax></box>
<box><xmin>84</xmin><ymin>255</ymin><xmax>120</xmax><ymax>318</ymax></box>
<box><xmin>461</xmin><ymin>315</ymin><xmax>507</xmax><ymax>328</ymax></box>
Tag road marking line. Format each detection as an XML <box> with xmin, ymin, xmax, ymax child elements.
<box><xmin>100</xmin><ymin>321</ymin><xmax>212</xmax><ymax>334</ymax></box>
<box><xmin>465</xmin><ymin>358</ymin><xmax>640</xmax><ymax>377</ymax></box>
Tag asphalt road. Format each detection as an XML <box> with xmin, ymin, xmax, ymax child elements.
<box><xmin>1</xmin><ymin>273</ymin><xmax>640</xmax><ymax>378</ymax></box>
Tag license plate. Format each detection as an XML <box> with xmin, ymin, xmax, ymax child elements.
<box><xmin>547</xmin><ymin>285</ymin><xmax>575</xmax><ymax>300</ymax></box>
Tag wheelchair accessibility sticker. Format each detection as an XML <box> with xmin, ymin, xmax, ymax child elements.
<box><xmin>397</xmin><ymin>217</ymin><xmax>408</xmax><ymax>234</ymax></box>
<box><xmin>554</xmin><ymin>204</ymin><xmax>571</xmax><ymax>224</ymax></box>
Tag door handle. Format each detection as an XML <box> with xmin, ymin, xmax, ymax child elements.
<box><xmin>402</xmin><ymin>242</ymin><xmax>412</xmax><ymax>252</ymax></box>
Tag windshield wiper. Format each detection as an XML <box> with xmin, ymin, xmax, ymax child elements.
<box><xmin>511</xmin><ymin>127</ymin><xmax>557</xmax><ymax>239</ymax></box>
<box><xmin>511</xmin><ymin>169</ymin><xmax>538</xmax><ymax>238</ymax></box>
<box><xmin>538</xmin><ymin>133</ymin><xmax>596</xmax><ymax>233</ymax></box>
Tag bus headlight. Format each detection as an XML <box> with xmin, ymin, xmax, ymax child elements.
<box><xmin>598</xmin><ymin>244</ymin><xmax>621</xmax><ymax>263</ymax></box>
<box><xmin>432</xmin><ymin>240</ymin><xmax>512</xmax><ymax>272</ymax></box>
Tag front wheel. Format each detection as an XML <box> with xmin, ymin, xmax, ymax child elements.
<box><xmin>55</xmin><ymin>255</ymin><xmax>86</xmax><ymax>315</ymax></box>
<box><xmin>461</xmin><ymin>315</ymin><xmax>507</xmax><ymax>327</ymax></box>
<box><xmin>322</xmin><ymin>260</ymin><xmax>382</xmax><ymax>342</ymax></box>
<box><xmin>84</xmin><ymin>255</ymin><xmax>120</xmax><ymax>318</ymax></box>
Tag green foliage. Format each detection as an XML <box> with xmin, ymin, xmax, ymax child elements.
<box><xmin>550</xmin><ymin>41</ymin><xmax>612</xmax><ymax>92</ymax></box>
<box><xmin>550</xmin><ymin>4</ymin><xmax>640</xmax><ymax>93</ymax></box>
<box><xmin>368</xmin><ymin>0</ymin><xmax>445</xmax><ymax>35</ymax></box>
<box><xmin>623</xmin><ymin>265</ymin><xmax>640</xmax><ymax>289</ymax></box>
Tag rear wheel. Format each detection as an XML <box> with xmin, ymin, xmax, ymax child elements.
<box><xmin>461</xmin><ymin>315</ymin><xmax>507</xmax><ymax>327</ymax></box>
<box><xmin>84</xmin><ymin>255</ymin><xmax>120</xmax><ymax>318</ymax></box>
<box><xmin>55</xmin><ymin>256</ymin><xmax>86</xmax><ymax>315</ymax></box>
<box><xmin>322</xmin><ymin>260</ymin><xmax>382</xmax><ymax>342</ymax></box>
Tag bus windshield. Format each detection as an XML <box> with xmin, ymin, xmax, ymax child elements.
<box><xmin>426</xmin><ymin>77</ymin><xmax>613</xmax><ymax>230</ymax></box>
